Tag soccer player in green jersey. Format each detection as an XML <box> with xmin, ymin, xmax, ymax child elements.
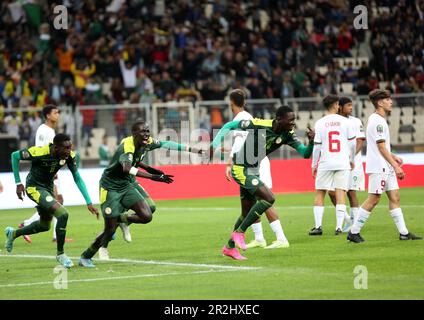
<box><xmin>5</xmin><ymin>133</ymin><xmax>99</xmax><ymax>268</ymax></box>
<box><xmin>211</xmin><ymin>106</ymin><xmax>315</xmax><ymax>260</ymax></box>
<box><xmin>79</xmin><ymin>120</ymin><xmax>203</xmax><ymax>267</ymax></box>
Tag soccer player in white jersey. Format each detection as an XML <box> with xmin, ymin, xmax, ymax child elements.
<box><xmin>225</xmin><ymin>89</ymin><xmax>289</xmax><ymax>249</ymax></box>
<box><xmin>309</xmin><ymin>95</ymin><xmax>356</xmax><ymax>236</ymax></box>
<box><xmin>327</xmin><ymin>97</ymin><xmax>366</xmax><ymax>232</ymax></box>
<box><xmin>347</xmin><ymin>90</ymin><xmax>422</xmax><ymax>242</ymax></box>
<box><xmin>18</xmin><ymin>105</ymin><xmax>72</xmax><ymax>243</ymax></box>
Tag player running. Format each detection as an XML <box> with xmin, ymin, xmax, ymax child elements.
<box><xmin>347</xmin><ymin>90</ymin><xmax>422</xmax><ymax>242</ymax></box>
<box><xmin>211</xmin><ymin>105</ymin><xmax>315</xmax><ymax>260</ymax></box>
<box><xmin>79</xmin><ymin>120</ymin><xmax>203</xmax><ymax>266</ymax></box>
<box><xmin>309</xmin><ymin>95</ymin><xmax>356</xmax><ymax>236</ymax></box>
<box><xmin>17</xmin><ymin>105</ymin><xmax>73</xmax><ymax>243</ymax></box>
<box><xmin>5</xmin><ymin>134</ymin><xmax>99</xmax><ymax>268</ymax></box>
<box><xmin>226</xmin><ymin>89</ymin><xmax>289</xmax><ymax>249</ymax></box>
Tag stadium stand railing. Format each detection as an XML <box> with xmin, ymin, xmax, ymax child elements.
<box><xmin>2</xmin><ymin>93</ymin><xmax>423</xmax><ymax>167</ymax></box>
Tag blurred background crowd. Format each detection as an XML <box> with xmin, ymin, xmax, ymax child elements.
<box><xmin>0</xmin><ymin>0</ymin><xmax>423</xmax><ymax>144</ymax></box>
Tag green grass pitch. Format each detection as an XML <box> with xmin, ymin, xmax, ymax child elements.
<box><xmin>0</xmin><ymin>187</ymin><xmax>423</xmax><ymax>300</ymax></box>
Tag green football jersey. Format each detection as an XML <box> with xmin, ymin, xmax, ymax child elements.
<box><xmin>19</xmin><ymin>144</ymin><xmax>78</xmax><ymax>190</ymax></box>
<box><xmin>233</xmin><ymin>119</ymin><xmax>303</xmax><ymax>167</ymax></box>
<box><xmin>100</xmin><ymin>136</ymin><xmax>161</xmax><ymax>190</ymax></box>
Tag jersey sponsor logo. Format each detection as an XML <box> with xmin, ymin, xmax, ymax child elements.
<box><xmin>240</xmin><ymin>120</ymin><xmax>251</xmax><ymax>129</ymax></box>
<box><xmin>376</xmin><ymin>124</ymin><xmax>383</xmax><ymax>134</ymax></box>
<box><xmin>46</xmin><ymin>195</ymin><xmax>54</xmax><ymax>202</ymax></box>
<box><xmin>105</xmin><ymin>207</ymin><xmax>112</xmax><ymax>215</ymax></box>
<box><xmin>252</xmin><ymin>178</ymin><xmax>259</xmax><ymax>186</ymax></box>
<box><xmin>59</xmin><ymin>159</ymin><xmax>66</xmax><ymax>165</ymax></box>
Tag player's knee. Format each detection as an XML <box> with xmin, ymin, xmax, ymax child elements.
<box><xmin>150</xmin><ymin>204</ymin><xmax>156</xmax><ymax>214</ymax></box>
<box><xmin>141</xmin><ymin>212</ymin><xmax>153</xmax><ymax>224</ymax></box>
<box><xmin>262</xmin><ymin>195</ymin><xmax>275</xmax><ymax>206</ymax></box>
<box><xmin>39</xmin><ymin>221</ymin><xmax>51</xmax><ymax>232</ymax></box>
<box><xmin>57</xmin><ymin>212</ymin><xmax>69</xmax><ymax>223</ymax></box>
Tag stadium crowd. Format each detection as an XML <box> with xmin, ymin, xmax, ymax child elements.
<box><xmin>0</xmin><ymin>0</ymin><xmax>423</xmax><ymax>144</ymax></box>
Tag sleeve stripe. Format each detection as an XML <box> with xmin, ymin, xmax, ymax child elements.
<box><xmin>376</xmin><ymin>139</ymin><xmax>385</xmax><ymax>143</ymax></box>
<box><xmin>348</xmin><ymin>136</ymin><xmax>356</xmax><ymax>140</ymax></box>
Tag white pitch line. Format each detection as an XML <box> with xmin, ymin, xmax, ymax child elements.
<box><xmin>0</xmin><ymin>254</ymin><xmax>261</xmax><ymax>271</ymax></box>
<box><xmin>0</xmin><ymin>269</ymin><xmax>234</xmax><ymax>289</ymax></box>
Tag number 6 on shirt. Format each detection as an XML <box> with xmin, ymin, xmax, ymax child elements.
<box><xmin>328</xmin><ymin>131</ymin><xmax>341</xmax><ymax>152</ymax></box>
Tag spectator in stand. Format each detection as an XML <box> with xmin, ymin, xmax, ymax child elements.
<box><xmin>119</xmin><ymin>58</ymin><xmax>137</xmax><ymax>100</ymax></box>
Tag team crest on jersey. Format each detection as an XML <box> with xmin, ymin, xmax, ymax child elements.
<box><xmin>59</xmin><ymin>159</ymin><xmax>66</xmax><ymax>165</ymax></box>
<box><xmin>275</xmin><ymin>137</ymin><xmax>282</xmax><ymax>144</ymax></box>
<box><xmin>376</xmin><ymin>125</ymin><xmax>383</xmax><ymax>133</ymax></box>
<box><xmin>241</xmin><ymin>120</ymin><xmax>251</xmax><ymax>129</ymax></box>
<box><xmin>128</xmin><ymin>154</ymin><xmax>133</xmax><ymax>161</ymax></box>
<box><xmin>46</xmin><ymin>196</ymin><xmax>54</xmax><ymax>202</ymax></box>
<box><xmin>22</xmin><ymin>151</ymin><xmax>30</xmax><ymax>159</ymax></box>
<box><xmin>105</xmin><ymin>207</ymin><xmax>112</xmax><ymax>215</ymax></box>
<box><xmin>252</xmin><ymin>179</ymin><xmax>259</xmax><ymax>186</ymax></box>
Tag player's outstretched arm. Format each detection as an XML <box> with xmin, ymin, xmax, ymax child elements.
<box><xmin>123</xmin><ymin>162</ymin><xmax>174</xmax><ymax>184</ymax></box>
<box><xmin>159</xmin><ymin>141</ymin><xmax>205</xmax><ymax>155</ymax></box>
<box><xmin>11</xmin><ymin>151</ymin><xmax>25</xmax><ymax>200</ymax></box>
<box><xmin>210</xmin><ymin>120</ymin><xmax>241</xmax><ymax>149</ymax></box>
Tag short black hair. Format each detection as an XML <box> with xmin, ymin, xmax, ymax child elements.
<box><xmin>42</xmin><ymin>104</ymin><xmax>58</xmax><ymax>119</ymax></box>
<box><xmin>339</xmin><ymin>97</ymin><xmax>352</xmax><ymax>107</ymax></box>
<box><xmin>369</xmin><ymin>89</ymin><xmax>391</xmax><ymax>108</ymax></box>
<box><xmin>229</xmin><ymin>89</ymin><xmax>246</xmax><ymax>108</ymax></box>
<box><xmin>323</xmin><ymin>95</ymin><xmax>339</xmax><ymax>110</ymax></box>
<box><xmin>53</xmin><ymin>133</ymin><xmax>71</xmax><ymax>145</ymax></box>
<box><xmin>132</xmin><ymin>120</ymin><xmax>147</xmax><ymax>133</ymax></box>
<box><xmin>276</xmin><ymin>105</ymin><xmax>293</xmax><ymax>118</ymax></box>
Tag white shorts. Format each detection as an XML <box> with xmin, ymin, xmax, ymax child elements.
<box><xmin>368</xmin><ymin>173</ymin><xmax>399</xmax><ymax>194</ymax></box>
<box><xmin>315</xmin><ymin>170</ymin><xmax>350</xmax><ymax>191</ymax></box>
<box><xmin>259</xmin><ymin>156</ymin><xmax>272</xmax><ymax>189</ymax></box>
<box><xmin>349</xmin><ymin>170</ymin><xmax>365</xmax><ymax>191</ymax></box>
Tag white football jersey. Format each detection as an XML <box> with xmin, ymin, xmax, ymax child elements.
<box><xmin>314</xmin><ymin>114</ymin><xmax>356</xmax><ymax>171</ymax></box>
<box><xmin>365</xmin><ymin>113</ymin><xmax>392</xmax><ymax>174</ymax></box>
<box><xmin>35</xmin><ymin>123</ymin><xmax>55</xmax><ymax>147</ymax></box>
<box><xmin>230</xmin><ymin>110</ymin><xmax>253</xmax><ymax>156</ymax></box>
<box><xmin>349</xmin><ymin>116</ymin><xmax>365</xmax><ymax>171</ymax></box>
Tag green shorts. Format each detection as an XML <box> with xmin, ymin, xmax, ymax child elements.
<box><xmin>99</xmin><ymin>182</ymin><xmax>152</xmax><ymax>219</ymax></box>
<box><xmin>231</xmin><ymin>165</ymin><xmax>264</xmax><ymax>200</ymax></box>
<box><xmin>26</xmin><ymin>185</ymin><xmax>57</xmax><ymax>216</ymax></box>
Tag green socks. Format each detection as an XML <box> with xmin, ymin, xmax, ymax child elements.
<box><xmin>236</xmin><ymin>200</ymin><xmax>273</xmax><ymax>233</ymax></box>
<box><xmin>14</xmin><ymin>220</ymin><xmax>51</xmax><ymax>238</ymax></box>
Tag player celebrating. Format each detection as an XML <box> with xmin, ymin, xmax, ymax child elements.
<box><xmin>211</xmin><ymin>106</ymin><xmax>314</xmax><ymax>260</ymax></box>
<box><xmin>347</xmin><ymin>90</ymin><xmax>422</xmax><ymax>242</ymax></box>
<box><xmin>80</xmin><ymin>120</ymin><xmax>203</xmax><ymax>266</ymax></box>
<box><xmin>327</xmin><ymin>97</ymin><xmax>366</xmax><ymax>231</ymax></box>
<box><xmin>226</xmin><ymin>89</ymin><xmax>289</xmax><ymax>249</ymax></box>
<box><xmin>309</xmin><ymin>95</ymin><xmax>356</xmax><ymax>236</ymax></box>
<box><xmin>17</xmin><ymin>105</ymin><xmax>72</xmax><ymax>243</ymax></box>
<box><xmin>5</xmin><ymin>134</ymin><xmax>99</xmax><ymax>268</ymax></box>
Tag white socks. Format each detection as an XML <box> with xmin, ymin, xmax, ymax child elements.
<box><xmin>252</xmin><ymin>220</ymin><xmax>288</xmax><ymax>242</ymax></box>
<box><xmin>350</xmin><ymin>207</ymin><xmax>359</xmax><ymax>224</ymax></box>
<box><xmin>251</xmin><ymin>222</ymin><xmax>265</xmax><ymax>242</ymax></box>
<box><xmin>270</xmin><ymin>220</ymin><xmax>287</xmax><ymax>242</ymax></box>
<box><xmin>24</xmin><ymin>212</ymin><xmax>40</xmax><ymax>226</ymax></box>
<box><xmin>313</xmin><ymin>206</ymin><xmax>324</xmax><ymax>228</ymax></box>
<box><xmin>390</xmin><ymin>208</ymin><xmax>408</xmax><ymax>235</ymax></box>
<box><xmin>336</xmin><ymin>204</ymin><xmax>347</xmax><ymax>230</ymax></box>
<box><xmin>351</xmin><ymin>208</ymin><xmax>370</xmax><ymax>234</ymax></box>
